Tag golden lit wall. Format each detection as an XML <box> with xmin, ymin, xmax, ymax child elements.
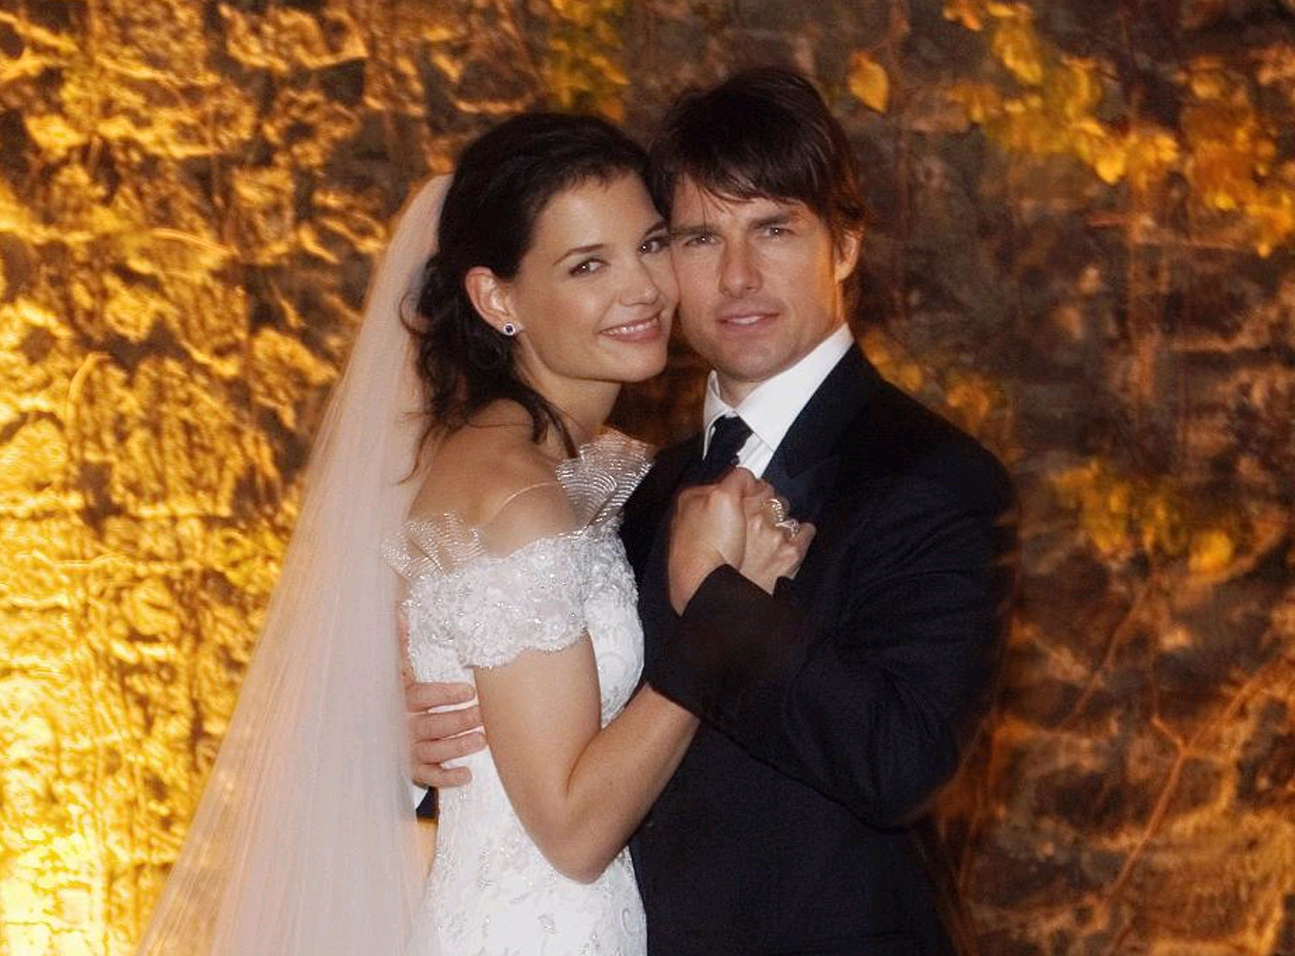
<box><xmin>1</xmin><ymin>0</ymin><xmax>1292</xmax><ymax>954</ymax></box>
<box><xmin>0</xmin><ymin>3</ymin><xmax>539</xmax><ymax>951</ymax></box>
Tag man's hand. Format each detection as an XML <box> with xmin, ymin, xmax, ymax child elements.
<box><xmin>737</xmin><ymin>492</ymin><xmax>816</xmax><ymax>594</ymax></box>
<box><xmin>405</xmin><ymin>680</ymin><xmax>486</xmax><ymax>789</ymax></box>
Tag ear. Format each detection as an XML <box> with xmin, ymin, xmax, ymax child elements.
<box><xmin>463</xmin><ymin>266</ymin><xmax>518</xmax><ymax>334</ymax></box>
<box><xmin>832</xmin><ymin>229</ymin><xmax>863</xmax><ymax>284</ymax></box>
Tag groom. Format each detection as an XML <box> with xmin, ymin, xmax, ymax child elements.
<box><xmin>410</xmin><ymin>67</ymin><xmax>1016</xmax><ymax>955</ymax></box>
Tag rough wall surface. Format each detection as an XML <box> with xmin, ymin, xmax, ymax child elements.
<box><xmin>0</xmin><ymin>0</ymin><xmax>1291</xmax><ymax>953</ymax></box>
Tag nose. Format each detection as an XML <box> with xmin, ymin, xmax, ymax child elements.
<box><xmin>619</xmin><ymin>258</ymin><xmax>662</xmax><ymax>306</ymax></box>
<box><xmin>719</xmin><ymin>240</ymin><xmax>760</xmax><ymax>297</ymax></box>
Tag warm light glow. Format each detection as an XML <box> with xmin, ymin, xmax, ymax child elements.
<box><xmin>1</xmin><ymin>4</ymin><xmax>398</xmax><ymax>950</ymax></box>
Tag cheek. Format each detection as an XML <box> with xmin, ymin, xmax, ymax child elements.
<box><xmin>670</xmin><ymin>251</ymin><xmax>712</xmax><ymax>288</ymax></box>
<box><xmin>646</xmin><ymin>258</ymin><xmax>679</xmax><ymax>305</ymax></box>
<box><xmin>676</xmin><ymin>304</ymin><xmax>713</xmax><ymax>349</ymax></box>
<box><xmin>542</xmin><ymin>287</ymin><xmax>600</xmax><ymax>330</ymax></box>
<box><xmin>675</xmin><ymin>289</ymin><xmax>710</xmax><ymax>332</ymax></box>
<box><xmin>514</xmin><ymin>292</ymin><xmax>573</xmax><ymax>350</ymax></box>
<box><xmin>672</xmin><ymin>261</ymin><xmax>713</xmax><ymax>312</ymax></box>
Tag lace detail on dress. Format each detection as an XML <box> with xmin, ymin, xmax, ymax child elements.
<box><xmin>383</xmin><ymin>512</ymin><xmax>485</xmax><ymax>582</ymax></box>
<box><xmin>383</xmin><ymin>431</ymin><xmax>652</xmax><ymax>673</ymax></box>
<box><xmin>384</xmin><ymin>431</ymin><xmax>652</xmax><ymax>955</ymax></box>
<box><xmin>399</xmin><ymin>533</ymin><xmax>593</xmax><ymax>669</ymax></box>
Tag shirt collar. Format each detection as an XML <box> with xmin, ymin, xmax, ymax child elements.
<box><xmin>702</xmin><ymin>324</ymin><xmax>854</xmax><ymax>455</ymax></box>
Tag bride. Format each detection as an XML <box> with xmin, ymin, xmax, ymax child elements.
<box><xmin>134</xmin><ymin>111</ymin><xmax>809</xmax><ymax>956</ymax></box>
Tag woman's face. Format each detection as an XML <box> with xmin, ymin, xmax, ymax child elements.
<box><xmin>496</xmin><ymin>172</ymin><xmax>676</xmax><ymax>406</ymax></box>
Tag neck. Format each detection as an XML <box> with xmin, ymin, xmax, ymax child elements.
<box><xmin>534</xmin><ymin>382</ymin><xmax>620</xmax><ymax>454</ymax></box>
<box><xmin>565</xmin><ymin>390</ymin><xmax>618</xmax><ymax>443</ymax></box>
<box><xmin>715</xmin><ymin>376</ymin><xmax>755</xmax><ymax>406</ymax></box>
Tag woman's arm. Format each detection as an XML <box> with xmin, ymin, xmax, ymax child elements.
<box><xmin>433</xmin><ymin>480</ymin><xmax>693</xmax><ymax>883</ymax></box>
<box><xmin>474</xmin><ymin>645</ymin><xmax>695</xmax><ymax>883</ymax></box>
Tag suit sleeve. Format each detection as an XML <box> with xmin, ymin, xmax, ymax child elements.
<box><xmin>643</xmin><ymin>446</ymin><xmax>1016</xmax><ymax>829</ymax></box>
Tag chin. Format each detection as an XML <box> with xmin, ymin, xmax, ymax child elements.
<box><xmin>619</xmin><ymin>357</ymin><xmax>668</xmax><ymax>383</ymax></box>
<box><xmin>714</xmin><ymin>345</ymin><xmax>794</xmax><ymax>384</ymax></box>
<box><xmin>609</xmin><ymin>342</ymin><xmax>669</xmax><ymax>383</ymax></box>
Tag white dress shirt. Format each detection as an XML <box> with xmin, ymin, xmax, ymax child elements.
<box><xmin>701</xmin><ymin>324</ymin><xmax>854</xmax><ymax>478</ymax></box>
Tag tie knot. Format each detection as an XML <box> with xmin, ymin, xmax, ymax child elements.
<box><xmin>698</xmin><ymin>415</ymin><xmax>752</xmax><ymax>481</ymax></box>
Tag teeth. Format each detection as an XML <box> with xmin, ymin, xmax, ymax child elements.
<box><xmin>604</xmin><ymin>316</ymin><xmax>658</xmax><ymax>336</ymax></box>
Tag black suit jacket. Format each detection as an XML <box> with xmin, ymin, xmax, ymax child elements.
<box><xmin>621</xmin><ymin>346</ymin><xmax>1016</xmax><ymax>956</ymax></box>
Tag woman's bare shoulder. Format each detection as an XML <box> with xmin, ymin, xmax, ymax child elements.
<box><xmin>408</xmin><ymin>412</ymin><xmax>572</xmax><ymax>534</ymax></box>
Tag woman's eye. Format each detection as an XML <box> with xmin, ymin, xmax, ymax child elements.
<box><xmin>641</xmin><ymin>235</ymin><xmax>668</xmax><ymax>254</ymax></box>
<box><xmin>569</xmin><ymin>259</ymin><xmax>602</xmax><ymax>276</ymax></box>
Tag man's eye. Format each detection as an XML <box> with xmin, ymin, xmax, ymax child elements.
<box><xmin>681</xmin><ymin>234</ymin><xmax>715</xmax><ymax>247</ymax></box>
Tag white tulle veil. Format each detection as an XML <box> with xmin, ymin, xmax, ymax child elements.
<box><xmin>134</xmin><ymin>176</ymin><xmax>450</xmax><ymax>956</ymax></box>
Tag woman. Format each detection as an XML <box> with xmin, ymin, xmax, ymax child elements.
<box><xmin>134</xmin><ymin>112</ymin><xmax>806</xmax><ymax>956</ymax></box>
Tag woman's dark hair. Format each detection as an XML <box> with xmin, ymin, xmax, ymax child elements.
<box><xmin>409</xmin><ymin>112</ymin><xmax>650</xmax><ymax>455</ymax></box>
<box><xmin>648</xmin><ymin>67</ymin><xmax>867</xmax><ymax>247</ymax></box>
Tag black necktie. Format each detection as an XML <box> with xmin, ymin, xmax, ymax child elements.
<box><xmin>693</xmin><ymin>415</ymin><xmax>752</xmax><ymax>484</ymax></box>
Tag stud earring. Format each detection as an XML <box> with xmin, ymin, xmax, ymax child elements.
<box><xmin>501</xmin><ymin>322</ymin><xmax>517</xmax><ymax>337</ymax></box>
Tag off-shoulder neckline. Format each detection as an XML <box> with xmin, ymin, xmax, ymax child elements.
<box><xmin>409</xmin><ymin>430</ymin><xmax>649</xmax><ymax>526</ymax></box>
<box><xmin>385</xmin><ymin>430</ymin><xmax>652</xmax><ymax>579</ymax></box>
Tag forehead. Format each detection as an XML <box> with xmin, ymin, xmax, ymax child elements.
<box><xmin>529</xmin><ymin>173</ymin><xmax>656</xmax><ymax>242</ymax></box>
<box><xmin>669</xmin><ymin>178</ymin><xmax>815</xmax><ymax>228</ymax></box>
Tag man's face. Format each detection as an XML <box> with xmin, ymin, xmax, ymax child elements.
<box><xmin>669</xmin><ymin>178</ymin><xmax>860</xmax><ymax>404</ymax></box>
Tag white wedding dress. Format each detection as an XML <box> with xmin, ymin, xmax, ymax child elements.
<box><xmin>384</xmin><ymin>433</ymin><xmax>651</xmax><ymax>956</ymax></box>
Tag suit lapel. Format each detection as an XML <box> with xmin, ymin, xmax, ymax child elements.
<box><xmin>764</xmin><ymin>345</ymin><xmax>879</xmax><ymax>522</ymax></box>
<box><xmin>626</xmin><ymin>435</ymin><xmax>709</xmax><ymax>664</ymax></box>
<box><xmin>653</xmin><ymin>436</ymin><xmax>703</xmax><ymax>498</ymax></box>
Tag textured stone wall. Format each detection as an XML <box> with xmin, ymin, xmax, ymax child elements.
<box><xmin>0</xmin><ymin>0</ymin><xmax>1291</xmax><ymax>953</ymax></box>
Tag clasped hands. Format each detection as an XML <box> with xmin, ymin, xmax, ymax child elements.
<box><xmin>667</xmin><ymin>468</ymin><xmax>816</xmax><ymax>614</ymax></box>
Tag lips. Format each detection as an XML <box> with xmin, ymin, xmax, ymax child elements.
<box><xmin>601</xmin><ymin>313</ymin><xmax>663</xmax><ymax>341</ymax></box>
<box><xmin>715</xmin><ymin>308</ymin><xmax>777</xmax><ymax>329</ymax></box>
<box><xmin>713</xmin><ymin>296</ymin><xmax>781</xmax><ymax>326</ymax></box>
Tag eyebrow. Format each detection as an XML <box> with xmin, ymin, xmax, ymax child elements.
<box><xmin>752</xmin><ymin>211</ymin><xmax>796</xmax><ymax>229</ymax></box>
<box><xmin>554</xmin><ymin>219</ymin><xmax>670</xmax><ymax>264</ymax></box>
<box><xmin>640</xmin><ymin>218</ymin><xmax>670</xmax><ymax>241</ymax></box>
<box><xmin>554</xmin><ymin>243</ymin><xmax>606</xmax><ymax>266</ymax></box>
<box><xmin>670</xmin><ymin>223</ymin><xmax>712</xmax><ymax>239</ymax></box>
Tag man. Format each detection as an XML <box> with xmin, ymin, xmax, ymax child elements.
<box><xmin>410</xmin><ymin>67</ymin><xmax>1016</xmax><ymax>954</ymax></box>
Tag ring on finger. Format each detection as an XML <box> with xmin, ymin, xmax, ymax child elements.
<box><xmin>765</xmin><ymin>496</ymin><xmax>788</xmax><ymax>524</ymax></box>
<box><xmin>775</xmin><ymin>518</ymin><xmax>801</xmax><ymax>538</ymax></box>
